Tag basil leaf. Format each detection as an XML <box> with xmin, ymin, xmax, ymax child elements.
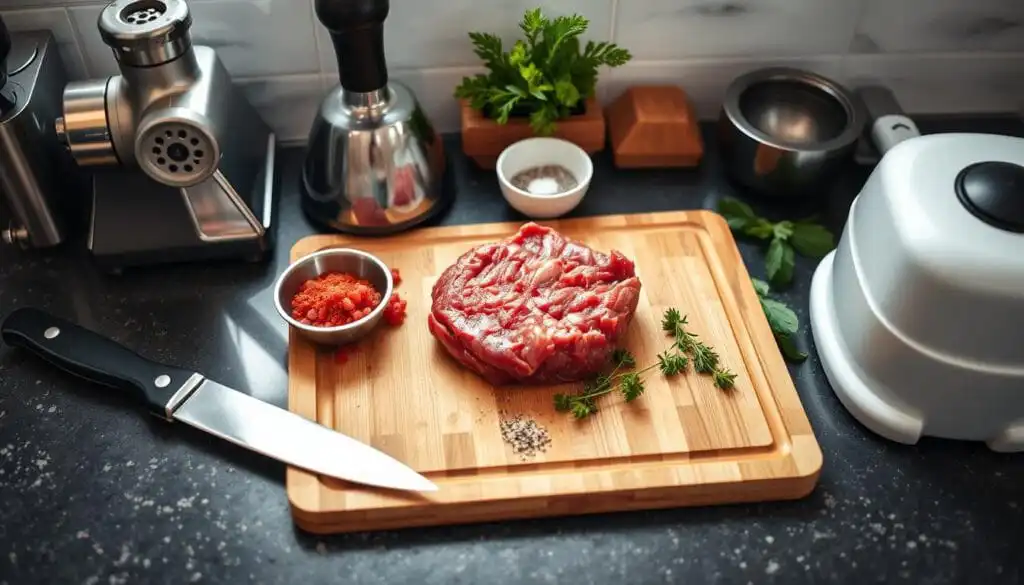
<box><xmin>790</xmin><ymin>223</ymin><xmax>836</xmax><ymax>259</ymax></box>
<box><xmin>766</xmin><ymin>238</ymin><xmax>795</xmax><ymax>286</ymax></box>
<box><xmin>760</xmin><ymin>298</ymin><xmax>798</xmax><ymax>336</ymax></box>
<box><xmin>776</xmin><ymin>334</ymin><xmax>807</xmax><ymax>362</ymax></box>
<box><xmin>772</xmin><ymin>220</ymin><xmax>794</xmax><ymax>241</ymax></box>
<box><xmin>727</xmin><ymin>217</ymin><xmax>751</xmax><ymax>231</ymax></box>
<box><xmin>744</xmin><ymin>218</ymin><xmax>775</xmax><ymax>240</ymax></box>
<box><xmin>751</xmin><ymin>278</ymin><xmax>770</xmax><ymax>298</ymax></box>
<box><xmin>718</xmin><ymin>198</ymin><xmax>756</xmax><ymax>227</ymax></box>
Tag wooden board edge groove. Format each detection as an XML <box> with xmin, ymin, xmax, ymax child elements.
<box><xmin>289</xmin><ymin>468</ymin><xmax>821</xmax><ymax>534</ymax></box>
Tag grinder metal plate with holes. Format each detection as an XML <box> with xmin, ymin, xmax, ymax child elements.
<box><xmin>56</xmin><ymin>0</ymin><xmax>278</xmax><ymax>272</ymax></box>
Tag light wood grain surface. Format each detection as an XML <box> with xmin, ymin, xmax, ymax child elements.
<box><xmin>286</xmin><ymin>211</ymin><xmax>822</xmax><ymax>533</ymax></box>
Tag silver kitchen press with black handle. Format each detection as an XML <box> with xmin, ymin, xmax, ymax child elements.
<box><xmin>302</xmin><ymin>0</ymin><xmax>452</xmax><ymax>235</ymax></box>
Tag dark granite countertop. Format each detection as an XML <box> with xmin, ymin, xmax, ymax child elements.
<box><xmin>2</xmin><ymin>117</ymin><xmax>1023</xmax><ymax>585</ymax></box>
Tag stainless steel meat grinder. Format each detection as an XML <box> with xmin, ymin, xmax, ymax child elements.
<box><xmin>57</xmin><ymin>0</ymin><xmax>277</xmax><ymax>272</ymax></box>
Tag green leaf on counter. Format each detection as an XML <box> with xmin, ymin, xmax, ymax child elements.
<box><xmin>760</xmin><ymin>298</ymin><xmax>798</xmax><ymax>337</ymax></box>
<box><xmin>772</xmin><ymin>220</ymin><xmax>794</xmax><ymax>241</ymax></box>
<box><xmin>751</xmin><ymin>278</ymin><xmax>770</xmax><ymax>297</ymax></box>
<box><xmin>765</xmin><ymin>238</ymin><xmax>795</xmax><ymax>286</ymax></box>
<box><xmin>789</xmin><ymin>222</ymin><xmax>836</xmax><ymax>259</ymax></box>
<box><xmin>776</xmin><ymin>334</ymin><xmax>808</xmax><ymax>362</ymax></box>
<box><xmin>718</xmin><ymin>197</ymin><xmax>835</xmax><ymax>289</ymax></box>
<box><xmin>718</xmin><ymin>198</ymin><xmax>757</xmax><ymax>230</ymax></box>
<box><xmin>744</xmin><ymin>219</ymin><xmax>775</xmax><ymax>240</ymax></box>
<box><xmin>751</xmin><ymin>277</ymin><xmax>807</xmax><ymax>363</ymax></box>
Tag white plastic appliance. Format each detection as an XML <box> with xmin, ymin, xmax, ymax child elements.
<box><xmin>809</xmin><ymin>130</ymin><xmax>1024</xmax><ymax>452</ymax></box>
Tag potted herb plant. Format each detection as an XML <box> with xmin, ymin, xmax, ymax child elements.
<box><xmin>454</xmin><ymin>8</ymin><xmax>631</xmax><ymax>168</ymax></box>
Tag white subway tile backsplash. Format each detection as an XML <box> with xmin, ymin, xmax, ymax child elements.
<box><xmin>238</xmin><ymin>74</ymin><xmax>322</xmax><ymax>144</ymax></box>
<box><xmin>69</xmin><ymin>0</ymin><xmax>319</xmax><ymax>79</ymax></box>
<box><xmin>0</xmin><ymin>0</ymin><xmax>90</xmax><ymax>9</ymax></box>
<box><xmin>614</xmin><ymin>0</ymin><xmax>864</xmax><ymax>60</ymax></box>
<box><xmin>844</xmin><ymin>53</ymin><xmax>1024</xmax><ymax>115</ymax></box>
<box><xmin>855</xmin><ymin>0</ymin><xmax>1024</xmax><ymax>54</ymax></box>
<box><xmin>390</xmin><ymin>66</ymin><xmax>483</xmax><ymax>134</ymax></box>
<box><xmin>1</xmin><ymin>7</ymin><xmax>88</xmax><ymax>78</ymax></box>
<box><xmin>604</xmin><ymin>57</ymin><xmax>848</xmax><ymax>120</ymax></box>
<box><xmin>3</xmin><ymin>0</ymin><xmax>1023</xmax><ymax>144</ymax></box>
<box><xmin>315</xmin><ymin>0</ymin><xmax>614</xmax><ymax>75</ymax></box>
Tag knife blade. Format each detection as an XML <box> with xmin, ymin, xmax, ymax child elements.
<box><xmin>0</xmin><ymin>307</ymin><xmax>436</xmax><ymax>493</ymax></box>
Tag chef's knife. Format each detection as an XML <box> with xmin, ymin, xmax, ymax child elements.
<box><xmin>0</xmin><ymin>307</ymin><xmax>436</xmax><ymax>493</ymax></box>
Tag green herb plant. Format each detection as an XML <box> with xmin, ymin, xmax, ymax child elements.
<box><xmin>554</xmin><ymin>309</ymin><xmax>736</xmax><ymax>419</ymax></box>
<box><xmin>752</xmin><ymin>278</ymin><xmax>807</xmax><ymax>362</ymax></box>
<box><xmin>717</xmin><ymin>197</ymin><xmax>835</xmax><ymax>287</ymax></box>
<box><xmin>453</xmin><ymin>8</ymin><xmax>631</xmax><ymax>136</ymax></box>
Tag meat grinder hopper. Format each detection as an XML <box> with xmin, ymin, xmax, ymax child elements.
<box><xmin>302</xmin><ymin>0</ymin><xmax>452</xmax><ymax>235</ymax></box>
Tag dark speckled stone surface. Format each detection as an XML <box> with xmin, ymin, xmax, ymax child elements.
<box><xmin>2</xmin><ymin>118</ymin><xmax>1024</xmax><ymax>585</ymax></box>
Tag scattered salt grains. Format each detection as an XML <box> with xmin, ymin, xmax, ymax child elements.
<box><xmin>499</xmin><ymin>412</ymin><xmax>552</xmax><ymax>460</ymax></box>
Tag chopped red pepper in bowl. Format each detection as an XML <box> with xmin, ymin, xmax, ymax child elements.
<box><xmin>273</xmin><ymin>248</ymin><xmax>397</xmax><ymax>346</ymax></box>
<box><xmin>290</xmin><ymin>272</ymin><xmax>384</xmax><ymax>328</ymax></box>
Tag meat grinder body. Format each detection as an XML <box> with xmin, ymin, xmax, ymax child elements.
<box><xmin>58</xmin><ymin>0</ymin><xmax>278</xmax><ymax>273</ymax></box>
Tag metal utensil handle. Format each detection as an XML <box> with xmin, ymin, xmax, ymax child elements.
<box><xmin>0</xmin><ymin>307</ymin><xmax>197</xmax><ymax>418</ymax></box>
<box><xmin>855</xmin><ymin>85</ymin><xmax>921</xmax><ymax>156</ymax></box>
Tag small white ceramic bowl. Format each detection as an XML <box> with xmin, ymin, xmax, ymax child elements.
<box><xmin>496</xmin><ymin>137</ymin><xmax>593</xmax><ymax>219</ymax></box>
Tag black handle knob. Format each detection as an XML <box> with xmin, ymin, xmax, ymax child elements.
<box><xmin>315</xmin><ymin>0</ymin><xmax>389</xmax><ymax>93</ymax></box>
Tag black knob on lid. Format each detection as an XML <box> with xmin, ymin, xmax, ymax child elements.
<box><xmin>955</xmin><ymin>161</ymin><xmax>1024</xmax><ymax>233</ymax></box>
<box><xmin>315</xmin><ymin>0</ymin><xmax>389</xmax><ymax>93</ymax></box>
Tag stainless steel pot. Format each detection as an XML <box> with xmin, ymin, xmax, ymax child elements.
<box><xmin>718</xmin><ymin>67</ymin><xmax>864</xmax><ymax>197</ymax></box>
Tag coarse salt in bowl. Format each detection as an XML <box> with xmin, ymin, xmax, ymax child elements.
<box><xmin>496</xmin><ymin>137</ymin><xmax>594</xmax><ymax>219</ymax></box>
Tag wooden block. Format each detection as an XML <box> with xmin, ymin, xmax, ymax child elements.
<box><xmin>606</xmin><ymin>86</ymin><xmax>704</xmax><ymax>168</ymax></box>
<box><xmin>460</xmin><ymin>98</ymin><xmax>606</xmax><ymax>169</ymax></box>
<box><xmin>285</xmin><ymin>211</ymin><xmax>823</xmax><ymax>534</ymax></box>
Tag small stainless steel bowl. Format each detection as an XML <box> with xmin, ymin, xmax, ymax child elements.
<box><xmin>719</xmin><ymin>67</ymin><xmax>864</xmax><ymax>197</ymax></box>
<box><xmin>273</xmin><ymin>248</ymin><xmax>394</xmax><ymax>346</ymax></box>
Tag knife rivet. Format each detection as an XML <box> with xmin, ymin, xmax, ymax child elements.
<box><xmin>44</xmin><ymin>327</ymin><xmax>60</xmax><ymax>339</ymax></box>
<box><xmin>154</xmin><ymin>375</ymin><xmax>171</xmax><ymax>388</ymax></box>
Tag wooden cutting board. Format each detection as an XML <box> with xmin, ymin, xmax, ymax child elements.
<box><xmin>286</xmin><ymin>211</ymin><xmax>822</xmax><ymax>534</ymax></box>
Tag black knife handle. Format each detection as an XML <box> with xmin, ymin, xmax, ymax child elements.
<box><xmin>1</xmin><ymin>307</ymin><xmax>197</xmax><ymax>418</ymax></box>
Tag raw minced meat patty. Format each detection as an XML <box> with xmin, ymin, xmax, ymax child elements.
<box><xmin>427</xmin><ymin>222</ymin><xmax>642</xmax><ymax>385</ymax></box>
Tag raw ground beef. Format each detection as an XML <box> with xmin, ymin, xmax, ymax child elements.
<box><xmin>427</xmin><ymin>223</ymin><xmax>642</xmax><ymax>385</ymax></box>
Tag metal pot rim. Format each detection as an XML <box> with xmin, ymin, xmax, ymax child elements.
<box><xmin>721</xmin><ymin>67</ymin><xmax>863</xmax><ymax>154</ymax></box>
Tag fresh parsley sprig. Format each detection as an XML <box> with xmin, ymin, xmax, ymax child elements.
<box><xmin>752</xmin><ymin>278</ymin><xmax>807</xmax><ymax>362</ymax></box>
<box><xmin>453</xmin><ymin>8</ymin><xmax>631</xmax><ymax>135</ymax></box>
<box><xmin>717</xmin><ymin>197</ymin><xmax>835</xmax><ymax>287</ymax></box>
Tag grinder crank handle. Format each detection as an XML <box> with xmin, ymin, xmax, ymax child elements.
<box><xmin>316</xmin><ymin>0</ymin><xmax>389</xmax><ymax>93</ymax></box>
<box><xmin>1</xmin><ymin>307</ymin><xmax>197</xmax><ymax>419</ymax></box>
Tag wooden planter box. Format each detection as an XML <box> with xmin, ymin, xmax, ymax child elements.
<box><xmin>460</xmin><ymin>97</ymin><xmax>606</xmax><ymax>169</ymax></box>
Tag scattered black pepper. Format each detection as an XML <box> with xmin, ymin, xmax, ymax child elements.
<box><xmin>498</xmin><ymin>412</ymin><xmax>552</xmax><ymax>460</ymax></box>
